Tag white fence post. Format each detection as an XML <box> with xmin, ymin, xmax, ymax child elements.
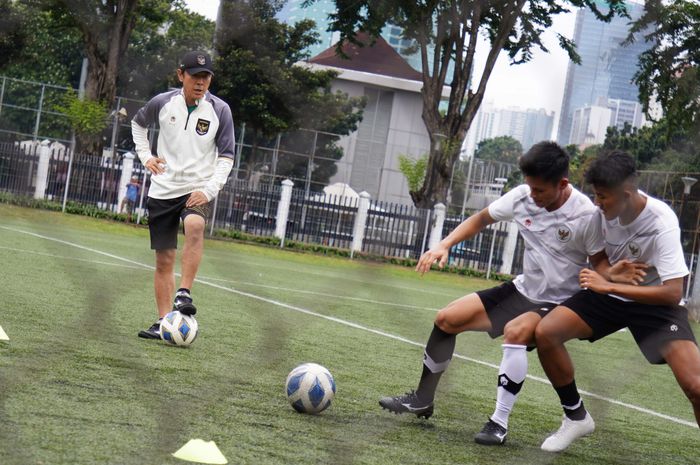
<box><xmin>351</xmin><ymin>191</ymin><xmax>371</xmax><ymax>258</ymax></box>
<box><xmin>499</xmin><ymin>221</ymin><xmax>519</xmax><ymax>275</ymax></box>
<box><xmin>275</xmin><ymin>179</ymin><xmax>294</xmax><ymax>247</ymax></box>
<box><xmin>117</xmin><ymin>152</ymin><xmax>135</xmax><ymax>211</ymax></box>
<box><xmin>33</xmin><ymin>141</ymin><xmax>51</xmax><ymax>199</ymax></box>
<box><xmin>428</xmin><ymin>202</ymin><xmax>446</xmax><ymax>250</ymax></box>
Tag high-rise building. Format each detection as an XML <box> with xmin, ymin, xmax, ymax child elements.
<box><xmin>568</xmin><ymin>96</ymin><xmax>646</xmax><ymax>146</ymax></box>
<box><xmin>557</xmin><ymin>1</ymin><xmax>649</xmax><ymax>145</ymax></box>
<box><xmin>463</xmin><ymin>102</ymin><xmax>555</xmax><ymax>158</ymax></box>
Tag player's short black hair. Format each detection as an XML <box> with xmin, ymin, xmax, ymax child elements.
<box><xmin>518</xmin><ymin>141</ymin><xmax>570</xmax><ymax>184</ymax></box>
<box><xmin>584</xmin><ymin>150</ymin><xmax>637</xmax><ymax>189</ymax></box>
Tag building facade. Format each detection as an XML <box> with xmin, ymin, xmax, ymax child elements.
<box><xmin>557</xmin><ymin>1</ymin><xmax>648</xmax><ymax>145</ymax></box>
<box><xmin>463</xmin><ymin>102</ymin><xmax>555</xmax><ymax>158</ymax></box>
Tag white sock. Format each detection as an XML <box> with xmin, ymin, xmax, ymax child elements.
<box><xmin>490</xmin><ymin>344</ymin><xmax>527</xmax><ymax>429</ymax></box>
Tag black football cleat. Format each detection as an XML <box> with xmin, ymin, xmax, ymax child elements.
<box><xmin>474</xmin><ymin>419</ymin><xmax>508</xmax><ymax>445</ymax></box>
<box><xmin>379</xmin><ymin>391</ymin><xmax>434</xmax><ymax>419</ymax></box>
<box><xmin>173</xmin><ymin>290</ymin><xmax>196</xmax><ymax>316</ymax></box>
<box><xmin>138</xmin><ymin>319</ymin><xmax>162</xmax><ymax>339</ymax></box>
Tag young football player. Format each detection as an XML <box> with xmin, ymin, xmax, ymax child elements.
<box><xmin>534</xmin><ymin>150</ymin><xmax>700</xmax><ymax>452</ymax></box>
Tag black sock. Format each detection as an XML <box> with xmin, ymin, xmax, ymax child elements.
<box><xmin>415</xmin><ymin>324</ymin><xmax>456</xmax><ymax>403</ymax></box>
<box><xmin>555</xmin><ymin>380</ymin><xmax>587</xmax><ymax>420</ymax></box>
<box><xmin>177</xmin><ymin>288</ymin><xmax>190</xmax><ymax>295</ymax></box>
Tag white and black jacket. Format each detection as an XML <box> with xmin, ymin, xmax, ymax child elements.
<box><xmin>131</xmin><ymin>89</ymin><xmax>235</xmax><ymax>201</ymax></box>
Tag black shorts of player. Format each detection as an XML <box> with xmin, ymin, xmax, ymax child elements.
<box><xmin>476</xmin><ymin>281</ymin><xmax>557</xmax><ymax>339</ymax></box>
<box><xmin>147</xmin><ymin>194</ymin><xmax>211</xmax><ymax>250</ymax></box>
<box><xmin>563</xmin><ymin>289</ymin><xmax>698</xmax><ymax>364</ymax></box>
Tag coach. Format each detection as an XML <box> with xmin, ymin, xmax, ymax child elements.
<box><xmin>131</xmin><ymin>50</ymin><xmax>235</xmax><ymax>339</ymax></box>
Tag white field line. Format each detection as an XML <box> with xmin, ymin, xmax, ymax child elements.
<box><xmin>0</xmin><ymin>244</ymin><xmax>437</xmax><ymax>312</ymax></box>
<box><xmin>1</xmin><ymin>225</ymin><xmax>696</xmax><ymax>429</ymax></box>
<box><xmin>196</xmin><ymin>275</ymin><xmax>438</xmax><ymax>312</ymax></box>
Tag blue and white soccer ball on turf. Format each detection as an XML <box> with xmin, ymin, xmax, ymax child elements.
<box><xmin>159</xmin><ymin>311</ymin><xmax>198</xmax><ymax>347</ymax></box>
<box><xmin>285</xmin><ymin>363</ymin><xmax>336</xmax><ymax>414</ymax></box>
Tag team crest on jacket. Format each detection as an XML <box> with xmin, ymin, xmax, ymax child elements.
<box><xmin>628</xmin><ymin>242</ymin><xmax>641</xmax><ymax>258</ymax></box>
<box><xmin>556</xmin><ymin>225</ymin><xmax>572</xmax><ymax>242</ymax></box>
<box><xmin>195</xmin><ymin>118</ymin><xmax>210</xmax><ymax>135</ymax></box>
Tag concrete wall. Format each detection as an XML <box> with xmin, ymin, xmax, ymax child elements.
<box><xmin>328</xmin><ymin>78</ymin><xmax>430</xmax><ymax>205</ymax></box>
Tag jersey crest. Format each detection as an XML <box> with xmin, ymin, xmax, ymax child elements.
<box><xmin>628</xmin><ymin>241</ymin><xmax>641</xmax><ymax>258</ymax></box>
<box><xmin>556</xmin><ymin>225</ymin><xmax>572</xmax><ymax>243</ymax></box>
<box><xmin>196</xmin><ymin>118</ymin><xmax>210</xmax><ymax>135</ymax></box>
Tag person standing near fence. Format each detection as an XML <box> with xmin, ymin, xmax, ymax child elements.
<box><xmin>378</xmin><ymin>141</ymin><xmax>645</xmax><ymax>445</ymax></box>
<box><xmin>120</xmin><ymin>176</ymin><xmax>140</xmax><ymax>223</ymax></box>
<box><xmin>131</xmin><ymin>50</ymin><xmax>235</xmax><ymax>339</ymax></box>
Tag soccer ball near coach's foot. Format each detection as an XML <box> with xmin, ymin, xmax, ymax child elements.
<box><xmin>160</xmin><ymin>311</ymin><xmax>198</xmax><ymax>347</ymax></box>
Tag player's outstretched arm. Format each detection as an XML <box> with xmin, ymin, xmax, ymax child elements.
<box><xmin>415</xmin><ymin>208</ymin><xmax>496</xmax><ymax>275</ymax></box>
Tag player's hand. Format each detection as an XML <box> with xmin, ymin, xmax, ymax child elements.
<box><xmin>609</xmin><ymin>259</ymin><xmax>648</xmax><ymax>285</ymax></box>
<box><xmin>580</xmin><ymin>268</ymin><xmax>612</xmax><ymax>293</ymax></box>
<box><xmin>186</xmin><ymin>191</ymin><xmax>208</xmax><ymax>208</ymax></box>
<box><xmin>145</xmin><ymin>157</ymin><xmax>167</xmax><ymax>175</ymax></box>
<box><xmin>416</xmin><ymin>244</ymin><xmax>449</xmax><ymax>276</ymax></box>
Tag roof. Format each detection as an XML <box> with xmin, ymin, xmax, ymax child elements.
<box><xmin>308</xmin><ymin>32</ymin><xmax>423</xmax><ymax>82</ymax></box>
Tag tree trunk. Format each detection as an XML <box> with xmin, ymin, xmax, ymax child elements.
<box><xmin>409</xmin><ymin>0</ymin><xmax>527</xmax><ymax>208</ymax></box>
<box><xmin>68</xmin><ymin>0</ymin><xmax>139</xmax><ymax>155</ymax></box>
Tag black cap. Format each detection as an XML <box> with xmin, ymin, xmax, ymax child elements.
<box><xmin>179</xmin><ymin>51</ymin><xmax>214</xmax><ymax>76</ymax></box>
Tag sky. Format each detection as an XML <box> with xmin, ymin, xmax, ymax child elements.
<box><xmin>183</xmin><ymin>0</ymin><xmax>576</xmax><ymax>123</ymax></box>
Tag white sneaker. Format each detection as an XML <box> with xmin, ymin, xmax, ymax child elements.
<box><xmin>541</xmin><ymin>412</ymin><xmax>595</xmax><ymax>452</ymax></box>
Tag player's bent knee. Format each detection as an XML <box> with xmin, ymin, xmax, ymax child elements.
<box><xmin>503</xmin><ymin>321</ymin><xmax>535</xmax><ymax>345</ymax></box>
<box><xmin>434</xmin><ymin>308</ymin><xmax>464</xmax><ymax>334</ymax></box>
<box><xmin>534</xmin><ymin>320</ymin><xmax>559</xmax><ymax>348</ymax></box>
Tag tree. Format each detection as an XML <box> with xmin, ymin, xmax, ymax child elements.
<box><xmin>0</xmin><ymin>0</ymin><xmax>27</xmax><ymax>70</ymax></box>
<box><xmin>119</xmin><ymin>0</ymin><xmax>215</xmax><ymax>99</ymax></box>
<box><xmin>0</xmin><ymin>1</ymin><xmax>215</xmax><ymax>148</ymax></box>
<box><xmin>214</xmin><ymin>0</ymin><xmax>365</xmax><ymax>187</ymax></box>
<box><xmin>309</xmin><ymin>0</ymin><xmax>628</xmax><ymax>207</ymax></box>
<box><xmin>631</xmin><ymin>0</ymin><xmax>700</xmax><ymax>139</ymax></box>
<box><xmin>474</xmin><ymin>136</ymin><xmax>523</xmax><ymax>165</ymax></box>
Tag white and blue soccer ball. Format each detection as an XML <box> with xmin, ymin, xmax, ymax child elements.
<box><xmin>159</xmin><ymin>311</ymin><xmax>198</xmax><ymax>347</ymax></box>
<box><xmin>285</xmin><ymin>363</ymin><xmax>336</xmax><ymax>414</ymax></box>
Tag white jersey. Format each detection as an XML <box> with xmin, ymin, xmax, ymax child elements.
<box><xmin>601</xmin><ymin>192</ymin><xmax>688</xmax><ymax>301</ymax></box>
<box><xmin>488</xmin><ymin>184</ymin><xmax>604</xmax><ymax>304</ymax></box>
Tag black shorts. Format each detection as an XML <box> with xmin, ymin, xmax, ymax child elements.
<box><xmin>476</xmin><ymin>282</ymin><xmax>557</xmax><ymax>339</ymax></box>
<box><xmin>563</xmin><ymin>289</ymin><xmax>698</xmax><ymax>364</ymax></box>
<box><xmin>147</xmin><ymin>194</ymin><xmax>211</xmax><ymax>250</ymax></box>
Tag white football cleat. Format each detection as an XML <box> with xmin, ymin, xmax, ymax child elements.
<box><xmin>541</xmin><ymin>412</ymin><xmax>595</xmax><ymax>452</ymax></box>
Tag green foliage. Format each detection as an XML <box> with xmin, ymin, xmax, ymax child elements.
<box><xmin>0</xmin><ymin>0</ymin><xmax>27</xmax><ymax>69</ymax></box>
<box><xmin>602</xmin><ymin>120</ymin><xmax>700</xmax><ymax>173</ymax></box>
<box><xmin>631</xmin><ymin>0</ymin><xmax>700</xmax><ymax>137</ymax></box>
<box><xmin>568</xmin><ymin>144</ymin><xmax>602</xmax><ymax>188</ymax></box>
<box><xmin>54</xmin><ymin>89</ymin><xmax>108</xmax><ymax>139</ymax></box>
<box><xmin>213</xmin><ymin>1</ymin><xmax>365</xmax><ymax>188</ymax></box>
<box><xmin>474</xmin><ymin>136</ymin><xmax>523</xmax><ymax>165</ymax></box>
<box><xmin>214</xmin><ymin>5</ymin><xmax>364</xmax><ymax>137</ymax></box>
<box><xmin>119</xmin><ymin>0</ymin><xmax>216</xmax><ymax>99</ymax></box>
<box><xmin>398</xmin><ymin>155</ymin><xmax>428</xmax><ymax>192</ymax></box>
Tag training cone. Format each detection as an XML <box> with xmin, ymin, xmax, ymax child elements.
<box><xmin>172</xmin><ymin>439</ymin><xmax>227</xmax><ymax>464</ymax></box>
<box><xmin>0</xmin><ymin>325</ymin><xmax>8</xmax><ymax>341</ymax></box>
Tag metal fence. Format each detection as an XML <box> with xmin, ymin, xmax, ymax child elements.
<box><xmin>0</xmin><ymin>137</ymin><xmax>523</xmax><ymax>276</ymax></box>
